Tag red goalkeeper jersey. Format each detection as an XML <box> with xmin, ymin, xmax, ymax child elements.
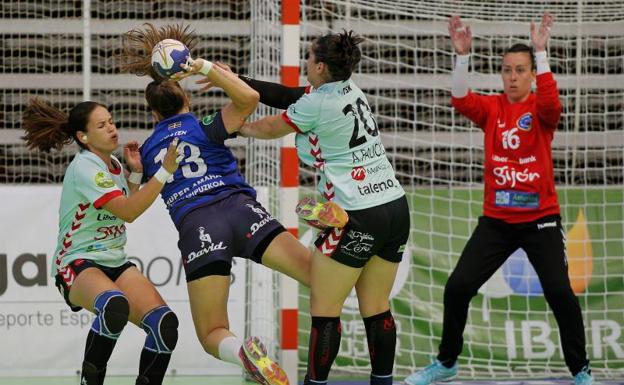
<box><xmin>451</xmin><ymin>72</ymin><xmax>562</xmax><ymax>223</ymax></box>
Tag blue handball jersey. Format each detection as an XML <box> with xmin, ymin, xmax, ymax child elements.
<box><xmin>140</xmin><ymin>112</ymin><xmax>255</xmax><ymax>227</ymax></box>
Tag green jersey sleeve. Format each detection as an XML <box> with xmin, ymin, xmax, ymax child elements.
<box><xmin>73</xmin><ymin>155</ymin><xmax>123</xmax><ymax>209</ymax></box>
<box><xmin>284</xmin><ymin>91</ymin><xmax>322</xmax><ymax>133</ymax></box>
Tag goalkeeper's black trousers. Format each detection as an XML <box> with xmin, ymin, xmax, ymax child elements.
<box><xmin>436</xmin><ymin>214</ymin><xmax>589</xmax><ymax>376</ymax></box>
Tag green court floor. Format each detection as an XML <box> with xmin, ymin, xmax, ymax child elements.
<box><xmin>0</xmin><ymin>377</ymin><xmax>248</xmax><ymax>385</ymax></box>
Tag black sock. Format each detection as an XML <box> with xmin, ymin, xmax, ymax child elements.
<box><xmin>438</xmin><ymin>358</ymin><xmax>457</xmax><ymax>369</ymax></box>
<box><xmin>363</xmin><ymin>310</ymin><xmax>396</xmax><ymax>383</ymax></box>
<box><xmin>81</xmin><ymin>330</ymin><xmax>117</xmax><ymax>384</ymax></box>
<box><xmin>305</xmin><ymin>316</ymin><xmax>342</xmax><ymax>383</ymax></box>
<box><xmin>137</xmin><ymin>349</ymin><xmax>173</xmax><ymax>385</ymax></box>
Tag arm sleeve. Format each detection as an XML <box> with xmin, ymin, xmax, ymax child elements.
<box><xmin>451</xmin><ymin>92</ymin><xmax>491</xmax><ymax>130</ymax></box>
<box><xmin>281</xmin><ymin>92</ymin><xmax>320</xmax><ymax>134</ymax></box>
<box><xmin>200</xmin><ymin>112</ymin><xmax>236</xmax><ymax>144</ymax></box>
<box><xmin>535</xmin><ymin>71</ymin><xmax>562</xmax><ymax>131</ymax></box>
<box><xmin>74</xmin><ymin>157</ymin><xmax>123</xmax><ymax>209</ymax></box>
<box><xmin>452</xmin><ymin>54</ymin><xmax>470</xmax><ymax>98</ymax></box>
<box><xmin>239</xmin><ymin>75</ymin><xmax>307</xmax><ymax>109</ymax></box>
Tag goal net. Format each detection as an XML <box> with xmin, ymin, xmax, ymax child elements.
<box><xmin>272</xmin><ymin>0</ymin><xmax>621</xmax><ymax>380</ymax></box>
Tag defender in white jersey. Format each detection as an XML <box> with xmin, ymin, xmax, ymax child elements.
<box><xmin>22</xmin><ymin>98</ymin><xmax>180</xmax><ymax>385</ymax></box>
<box><xmin>238</xmin><ymin>30</ymin><xmax>410</xmax><ymax>385</ymax></box>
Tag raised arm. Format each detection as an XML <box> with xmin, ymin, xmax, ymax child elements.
<box><xmin>104</xmin><ymin>139</ymin><xmax>180</xmax><ymax>223</ymax></box>
<box><xmin>531</xmin><ymin>12</ymin><xmax>562</xmax><ymax>129</ymax></box>
<box><xmin>448</xmin><ymin>16</ymin><xmax>489</xmax><ymax>128</ymax></box>
<box><xmin>180</xmin><ymin>59</ymin><xmax>260</xmax><ymax>134</ymax></box>
<box><xmin>238</xmin><ymin>75</ymin><xmax>307</xmax><ymax>110</ymax></box>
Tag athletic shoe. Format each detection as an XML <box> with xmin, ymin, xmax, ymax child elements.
<box><xmin>238</xmin><ymin>336</ymin><xmax>289</xmax><ymax>385</ymax></box>
<box><xmin>404</xmin><ymin>359</ymin><xmax>458</xmax><ymax>385</ymax></box>
<box><xmin>574</xmin><ymin>365</ymin><xmax>594</xmax><ymax>385</ymax></box>
<box><xmin>296</xmin><ymin>197</ymin><xmax>349</xmax><ymax>229</ymax></box>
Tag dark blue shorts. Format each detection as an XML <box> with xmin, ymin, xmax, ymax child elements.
<box><xmin>314</xmin><ymin>195</ymin><xmax>410</xmax><ymax>268</ymax></box>
<box><xmin>177</xmin><ymin>192</ymin><xmax>286</xmax><ymax>281</ymax></box>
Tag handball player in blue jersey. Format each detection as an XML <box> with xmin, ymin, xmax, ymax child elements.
<box><xmin>216</xmin><ymin>30</ymin><xmax>410</xmax><ymax>385</ymax></box>
<box><xmin>119</xmin><ymin>24</ymin><xmax>321</xmax><ymax>385</ymax></box>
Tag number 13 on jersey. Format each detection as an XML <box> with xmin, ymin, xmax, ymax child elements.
<box><xmin>154</xmin><ymin>142</ymin><xmax>207</xmax><ymax>183</ymax></box>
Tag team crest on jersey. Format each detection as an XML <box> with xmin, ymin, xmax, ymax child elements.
<box><xmin>202</xmin><ymin>113</ymin><xmax>216</xmax><ymax>126</ymax></box>
<box><xmin>516</xmin><ymin>112</ymin><xmax>532</xmax><ymax>131</ymax></box>
<box><xmin>94</xmin><ymin>171</ymin><xmax>114</xmax><ymax>188</ymax></box>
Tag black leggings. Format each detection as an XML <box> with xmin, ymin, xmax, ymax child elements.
<box><xmin>437</xmin><ymin>215</ymin><xmax>589</xmax><ymax>375</ymax></box>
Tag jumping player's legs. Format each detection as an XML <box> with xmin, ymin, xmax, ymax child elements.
<box><xmin>521</xmin><ymin>216</ymin><xmax>589</xmax><ymax>377</ymax></box>
<box><xmin>261</xmin><ymin>230</ymin><xmax>311</xmax><ymax>287</ymax></box>
<box><xmin>116</xmin><ymin>266</ymin><xmax>179</xmax><ymax>385</ymax></box>
<box><xmin>187</xmin><ymin>274</ymin><xmax>233</xmax><ymax>358</ymax></box>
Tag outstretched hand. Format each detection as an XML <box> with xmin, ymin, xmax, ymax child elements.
<box><xmin>194</xmin><ymin>62</ymin><xmax>234</xmax><ymax>92</ymax></box>
<box><xmin>123</xmin><ymin>140</ymin><xmax>142</xmax><ymax>173</ymax></box>
<box><xmin>162</xmin><ymin>137</ymin><xmax>182</xmax><ymax>174</ymax></box>
<box><xmin>531</xmin><ymin>12</ymin><xmax>554</xmax><ymax>52</ymax></box>
<box><xmin>448</xmin><ymin>15</ymin><xmax>472</xmax><ymax>55</ymax></box>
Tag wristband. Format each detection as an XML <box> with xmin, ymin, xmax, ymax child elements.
<box><xmin>128</xmin><ymin>172</ymin><xmax>143</xmax><ymax>185</ymax></box>
<box><xmin>199</xmin><ymin>60</ymin><xmax>214</xmax><ymax>76</ymax></box>
<box><xmin>154</xmin><ymin>167</ymin><xmax>172</xmax><ymax>184</ymax></box>
<box><xmin>535</xmin><ymin>51</ymin><xmax>551</xmax><ymax>75</ymax></box>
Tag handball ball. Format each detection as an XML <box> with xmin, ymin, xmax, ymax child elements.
<box><xmin>151</xmin><ymin>39</ymin><xmax>190</xmax><ymax>79</ymax></box>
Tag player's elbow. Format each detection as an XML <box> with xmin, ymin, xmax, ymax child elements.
<box><xmin>242</xmin><ymin>89</ymin><xmax>260</xmax><ymax>113</ymax></box>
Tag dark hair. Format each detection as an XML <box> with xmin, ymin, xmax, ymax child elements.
<box><xmin>118</xmin><ymin>23</ymin><xmax>198</xmax><ymax>80</ymax></box>
<box><xmin>312</xmin><ymin>29</ymin><xmax>364</xmax><ymax>82</ymax></box>
<box><xmin>21</xmin><ymin>98</ymin><xmax>105</xmax><ymax>152</ymax></box>
<box><xmin>503</xmin><ymin>43</ymin><xmax>536</xmax><ymax>70</ymax></box>
<box><xmin>145</xmin><ymin>80</ymin><xmax>187</xmax><ymax>119</ymax></box>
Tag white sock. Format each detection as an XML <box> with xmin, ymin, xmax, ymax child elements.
<box><xmin>218</xmin><ymin>336</ymin><xmax>243</xmax><ymax>368</ymax></box>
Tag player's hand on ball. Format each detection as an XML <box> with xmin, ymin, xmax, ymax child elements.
<box><xmin>162</xmin><ymin>137</ymin><xmax>182</xmax><ymax>173</ymax></box>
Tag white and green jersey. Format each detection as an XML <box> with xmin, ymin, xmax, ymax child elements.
<box><xmin>282</xmin><ymin>79</ymin><xmax>404</xmax><ymax>210</ymax></box>
<box><xmin>53</xmin><ymin>151</ymin><xmax>129</xmax><ymax>275</ymax></box>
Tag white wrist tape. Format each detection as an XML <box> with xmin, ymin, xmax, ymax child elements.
<box><xmin>452</xmin><ymin>54</ymin><xmax>470</xmax><ymax>98</ymax></box>
<box><xmin>154</xmin><ymin>167</ymin><xmax>172</xmax><ymax>184</ymax></box>
<box><xmin>199</xmin><ymin>60</ymin><xmax>214</xmax><ymax>76</ymax></box>
<box><xmin>535</xmin><ymin>51</ymin><xmax>551</xmax><ymax>75</ymax></box>
<box><xmin>128</xmin><ymin>172</ymin><xmax>143</xmax><ymax>185</ymax></box>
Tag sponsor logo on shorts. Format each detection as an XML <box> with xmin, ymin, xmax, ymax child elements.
<box><xmin>339</xmin><ymin>230</ymin><xmax>375</xmax><ymax>259</ymax></box>
<box><xmin>245</xmin><ymin>204</ymin><xmax>276</xmax><ymax>238</ymax></box>
<box><xmin>186</xmin><ymin>227</ymin><xmax>227</xmax><ymax>264</ymax></box>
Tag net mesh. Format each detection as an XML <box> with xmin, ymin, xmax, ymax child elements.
<box><xmin>1</xmin><ymin>0</ymin><xmax>623</xmax><ymax>380</ymax></box>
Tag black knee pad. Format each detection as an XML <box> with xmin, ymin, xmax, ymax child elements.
<box><xmin>160</xmin><ymin>311</ymin><xmax>179</xmax><ymax>352</ymax></box>
<box><xmin>92</xmin><ymin>290</ymin><xmax>129</xmax><ymax>338</ymax></box>
<box><xmin>141</xmin><ymin>306</ymin><xmax>179</xmax><ymax>353</ymax></box>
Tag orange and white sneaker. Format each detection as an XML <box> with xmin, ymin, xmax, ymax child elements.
<box><xmin>238</xmin><ymin>336</ymin><xmax>289</xmax><ymax>385</ymax></box>
<box><xmin>295</xmin><ymin>197</ymin><xmax>349</xmax><ymax>229</ymax></box>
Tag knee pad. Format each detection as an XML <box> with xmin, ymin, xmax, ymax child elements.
<box><xmin>141</xmin><ymin>305</ymin><xmax>179</xmax><ymax>354</ymax></box>
<box><xmin>91</xmin><ymin>290</ymin><xmax>129</xmax><ymax>339</ymax></box>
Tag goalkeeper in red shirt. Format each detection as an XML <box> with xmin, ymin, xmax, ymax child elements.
<box><xmin>405</xmin><ymin>13</ymin><xmax>593</xmax><ymax>385</ymax></box>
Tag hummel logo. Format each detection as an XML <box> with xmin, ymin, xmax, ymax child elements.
<box><xmin>537</xmin><ymin>221</ymin><xmax>556</xmax><ymax>230</ymax></box>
